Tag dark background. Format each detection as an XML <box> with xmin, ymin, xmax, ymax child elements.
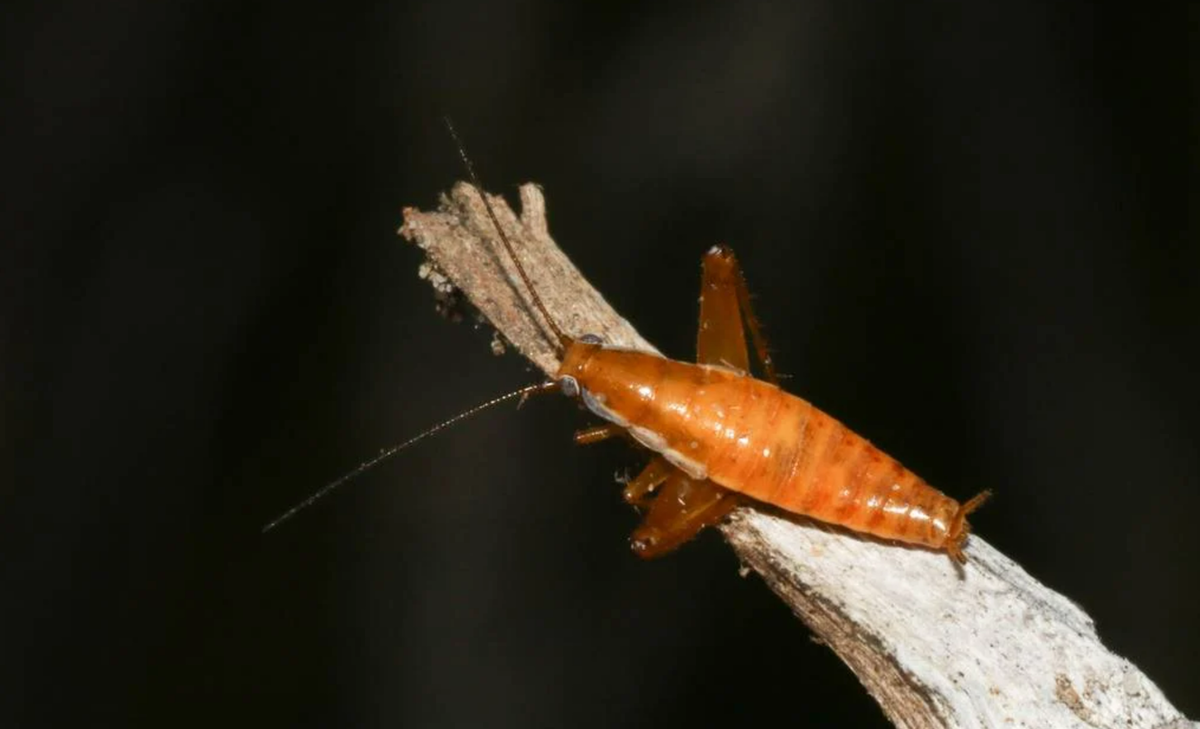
<box><xmin>3</xmin><ymin>2</ymin><xmax>1197</xmax><ymax>727</ymax></box>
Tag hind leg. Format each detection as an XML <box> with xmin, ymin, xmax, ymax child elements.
<box><xmin>698</xmin><ymin>244</ymin><xmax>779</xmax><ymax>384</ymax></box>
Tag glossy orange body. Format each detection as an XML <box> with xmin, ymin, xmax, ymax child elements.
<box><xmin>558</xmin><ymin>343</ymin><xmax>978</xmax><ymax>556</ymax></box>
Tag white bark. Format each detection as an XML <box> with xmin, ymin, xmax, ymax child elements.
<box><xmin>398</xmin><ymin>182</ymin><xmax>1195</xmax><ymax>729</ymax></box>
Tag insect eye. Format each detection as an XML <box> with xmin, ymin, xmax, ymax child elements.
<box><xmin>559</xmin><ymin>375</ymin><xmax>581</xmax><ymax>398</ymax></box>
<box><xmin>579</xmin><ymin>333</ymin><xmax>604</xmax><ymax>345</ymax></box>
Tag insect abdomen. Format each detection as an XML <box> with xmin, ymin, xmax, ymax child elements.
<box><xmin>682</xmin><ymin>375</ymin><xmax>958</xmax><ymax>551</ymax></box>
<box><xmin>561</xmin><ymin>346</ymin><xmax>963</xmax><ymax>552</ymax></box>
<box><xmin>764</xmin><ymin>407</ymin><xmax>956</xmax><ymax>549</ymax></box>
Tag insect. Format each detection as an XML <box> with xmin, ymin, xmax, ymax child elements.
<box><xmin>266</xmin><ymin>121</ymin><xmax>991</xmax><ymax>563</ymax></box>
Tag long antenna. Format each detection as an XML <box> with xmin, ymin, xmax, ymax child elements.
<box><xmin>442</xmin><ymin>117</ymin><xmax>570</xmax><ymax>354</ymax></box>
<box><xmin>262</xmin><ymin>381</ymin><xmax>558</xmax><ymax>533</ymax></box>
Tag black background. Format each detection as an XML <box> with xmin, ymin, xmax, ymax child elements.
<box><xmin>4</xmin><ymin>2</ymin><xmax>1197</xmax><ymax>727</ymax></box>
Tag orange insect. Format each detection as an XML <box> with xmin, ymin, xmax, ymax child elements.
<box><xmin>437</xmin><ymin>122</ymin><xmax>991</xmax><ymax>563</ymax></box>
<box><xmin>556</xmin><ymin>248</ymin><xmax>990</xmax><ymax>562</ymax></box>
<box><xmin>266</xmin><ymin>122</ymin><xmax>991</xmax><ymax>563</ymax></box>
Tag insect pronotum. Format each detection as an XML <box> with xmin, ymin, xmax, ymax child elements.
<box><xmin>266</xmin><ymin>120</ymin><xmax>991</xmax><ymax>563</ymax></box>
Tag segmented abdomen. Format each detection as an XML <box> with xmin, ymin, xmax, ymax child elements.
<box><xmin>734</xmin><ymin>394</ymin><xmax>957</xmax><ymax>550</ymax></box>
<box><xmin>567</xmin><ymin>348</ymin><xmax>959</xmax><ymax>550</ymax></box>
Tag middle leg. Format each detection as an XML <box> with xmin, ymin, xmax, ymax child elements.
<box><xmin>629</xmin><ymin>469</ymin><xmax>740</xmax><ymax>558</ymax></box>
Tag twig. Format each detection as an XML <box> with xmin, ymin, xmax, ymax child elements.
<box><xmin>399</xmin><ymin>182</ymin><xmax>1195</xmax><ymax>729</ymax></box>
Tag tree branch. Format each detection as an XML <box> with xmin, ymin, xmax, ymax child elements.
<box><xmin>399</xmin><ymin>182</ymin><xmax>1195</xmax><ymax>729</ymax></box>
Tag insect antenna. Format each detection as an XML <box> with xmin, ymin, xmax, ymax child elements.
<box><xmin>262</xmin><ymin>380</ymin><xmax>559</xmax><ymax>533</ymax></box>
<box><xmin>442</xmin><ymin>117</ymin><xmax>570</xmax><ymax>355</ymax></box>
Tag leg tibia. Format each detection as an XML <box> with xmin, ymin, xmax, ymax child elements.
<box><xmin>575</xmin><ymin>423</ymin><xmax>623</xmax><ymax>445</ymax></box>
<box><xmin>622</xmin><ymin>457</ymin><xmax>672</xmax><ymax>506</ymax></box>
